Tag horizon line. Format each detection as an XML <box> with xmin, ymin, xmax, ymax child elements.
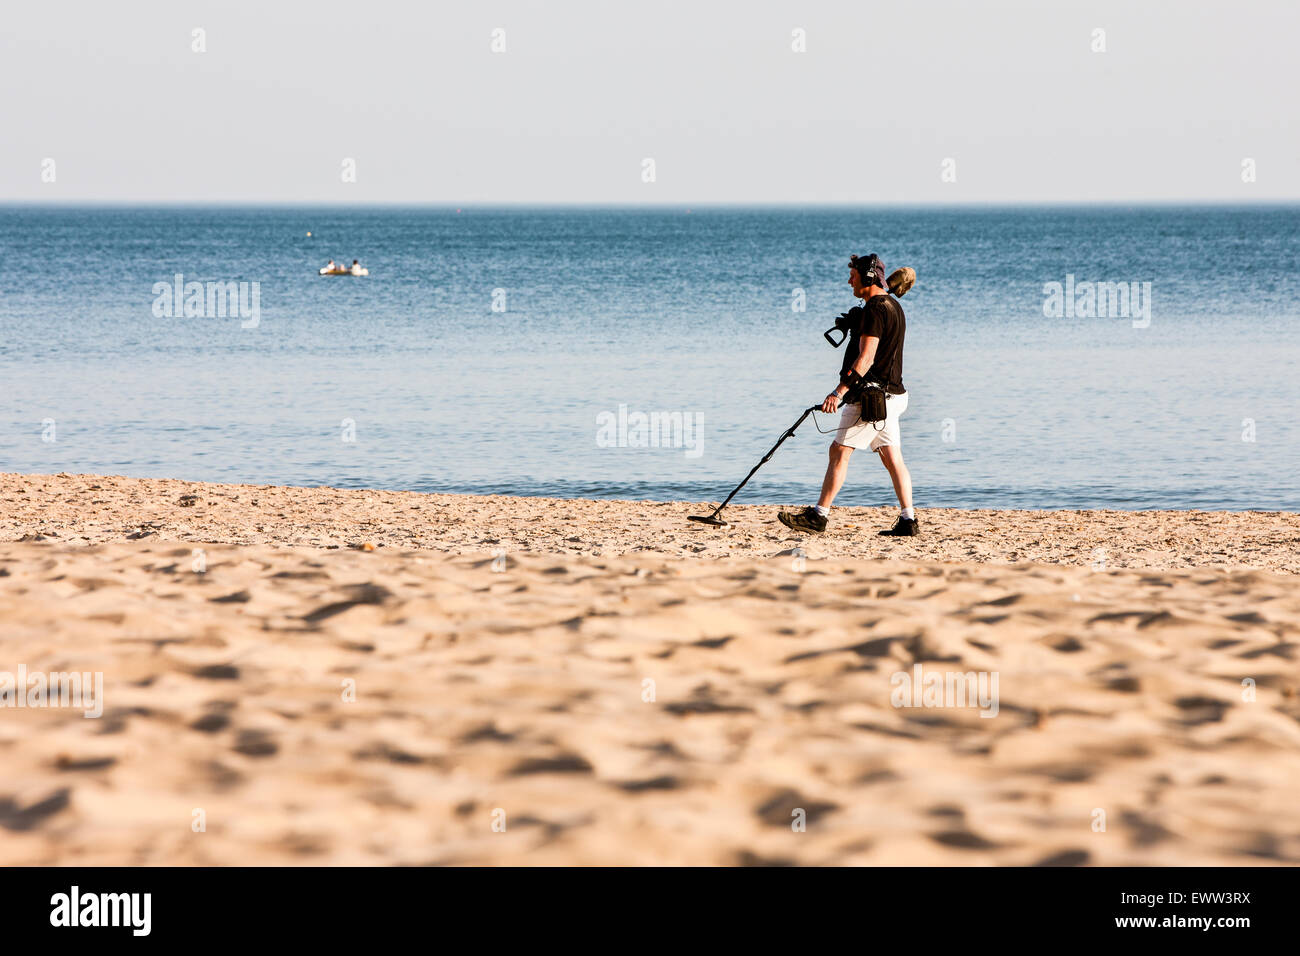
<box><xmin>4</xmin><ymin>198</ymin><xmax>1298</xmax><ymax>210</ymax></box>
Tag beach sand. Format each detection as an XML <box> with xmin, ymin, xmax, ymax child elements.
<box><xmin>2</xmin><ymin>472</ymin><xmax>1298</xmax><ymax>865</ymax></box>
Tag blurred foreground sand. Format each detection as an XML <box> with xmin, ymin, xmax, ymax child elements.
<box><xmin>1</xmin><ymin>473</ymin><xmax>1298</xmax><ymax>865</ymax></box>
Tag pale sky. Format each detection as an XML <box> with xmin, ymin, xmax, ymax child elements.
<box><xmin>2</xmin><ymin>0</ymin><xmax>1297</xmax><ymax>204</ymax></box>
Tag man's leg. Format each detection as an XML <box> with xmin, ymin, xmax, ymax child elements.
<box><xmin>778</xmin><ymin>439</ymin><xmax>853</xmax><ymax>533</ymax></box>
<box><xmin>876</xmin><ymin>444</ymin><xmax>919</xmax><ymax>535</ymax></box>
<box><xmin>877</xmin><ymin>445</ymin><xmax>912</xmax><ymax>510</ymax></box>
<box><xmin>817</xmin><ymin>441</ymin><xmax>854</xmax><ymax>509</ymax></box>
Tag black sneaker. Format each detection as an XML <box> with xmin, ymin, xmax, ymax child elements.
<box><xmin>878</xmin><ymin>515</ymin><xmax>919</xmax><ymax>537</ymax></box>
<box><xmin>777</xmin><ymin>506</ymin><xmax>827</xmax><ymax>534</ymax></box>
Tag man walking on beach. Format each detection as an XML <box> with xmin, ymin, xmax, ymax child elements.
<box><xmin>777</xmin><ymin>253</ymin><xmax>917</xmax><ymax>536</ymax></box>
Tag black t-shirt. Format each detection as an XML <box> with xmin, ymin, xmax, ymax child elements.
<box><xmin>839</xmin><ymin>295</ymin><xmax>906</xmax><ymax>394</ymax></box>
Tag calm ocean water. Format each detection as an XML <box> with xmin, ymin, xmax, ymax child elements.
<box><xmin>1</xmin><ymin>205</ymin><xmax>1297</xmax><ymax>510</ymax></box>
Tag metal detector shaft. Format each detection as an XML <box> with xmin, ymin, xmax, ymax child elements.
<box><xmin>693</xmin><ymin>405</ymin><xmax>819</xmax><ymax>524</ymax></box>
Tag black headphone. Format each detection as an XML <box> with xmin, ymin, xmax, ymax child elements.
<box><xmin>849</xmin><ymin>254</ymin><xmax>882</xmax><ymax>284</ymax></box>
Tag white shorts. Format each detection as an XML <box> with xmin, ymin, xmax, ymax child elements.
<box><xmin>833</xmin><ymin>391</ymin><xmax>908</xmax><ymax>452</ymax></box>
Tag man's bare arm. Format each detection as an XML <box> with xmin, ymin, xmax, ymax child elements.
<box><xmin>849</xmin><ymin>335</ymin><xmax>879</xmax><ymax>382</ymax></box>
<box><xmin>831</xmin><ymin>335</ymin><xmax>880</xmax><ymax>395</ymax></box>
<box><xmin>823</xmin><ymin>335</ymin><xmax>880</xmax><ymax>412</ymax></box>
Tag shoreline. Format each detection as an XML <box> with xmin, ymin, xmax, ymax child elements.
<box><xmin>3</xmin><ymin>472</ymin><xmax>1298</xmax><ymax>572</ymax></box>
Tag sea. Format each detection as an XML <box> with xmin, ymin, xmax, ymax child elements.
<box><xmin>1</xmin><ymin>204</ymin><xmax>1297</xmax><ymax>510</ymax></box>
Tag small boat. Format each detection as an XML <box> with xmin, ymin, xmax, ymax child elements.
<box><xmin>319</xmin><ymin>266</ymin><xmax>368</xmax><ymax>276</ymax></box>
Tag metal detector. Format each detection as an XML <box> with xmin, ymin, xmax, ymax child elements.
<box><xmin>687</xmin><ymin>405</ymin><xmax>820</xmax><ymax>528</ymax></box>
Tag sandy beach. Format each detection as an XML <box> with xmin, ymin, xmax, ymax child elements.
<box><xmin>2</xmin><ymin>471</ymin><xmax>1298</xmax><ymax>865</ymax></box>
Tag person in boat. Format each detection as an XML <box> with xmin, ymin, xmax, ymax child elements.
<box><xmin>325</xmin><ymin>259</ymin><xmax>337</xmax><ymax>272</ymax></box>
<box><xmin>349</xmin><ymin>259</ymin><xmax>362</xmax><ymax>275</ymax></box>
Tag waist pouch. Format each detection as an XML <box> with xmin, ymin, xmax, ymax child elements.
<box><xmin>840</xmin><ymin>370</ymin><xmax>889</xmax><ymax>429</ymax></box>
<box><xmin>859</xmin><ymin>385</ymin><xmax>888</xmax><ymax>428</ymax></box>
